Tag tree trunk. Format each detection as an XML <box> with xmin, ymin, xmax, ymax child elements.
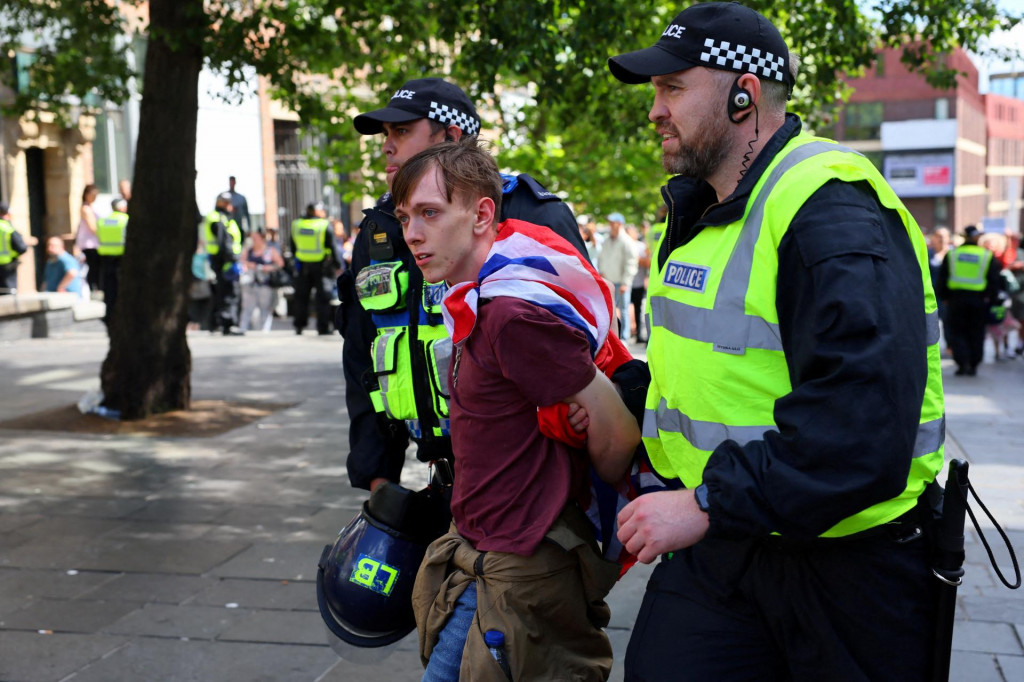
<box><xmin>100</xmin><ymin>0</ymin><xmax>205</xmax><ymax>420</ymax></box>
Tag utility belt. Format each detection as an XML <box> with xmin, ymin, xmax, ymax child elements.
<box><xmin>757</xmin><ymin>483</ymin><xmax>941</xmax><ymax>552</ymax></box>
<box><xmin>356</xmin><ymin>260</ymin><xmax>452</xmax><ymax>440</ymax></box>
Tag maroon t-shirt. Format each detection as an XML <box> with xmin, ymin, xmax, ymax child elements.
<box><xmin>449</xmin><ymin>296</ymin><xmax>597</xmax><ymax>556</ymax></box>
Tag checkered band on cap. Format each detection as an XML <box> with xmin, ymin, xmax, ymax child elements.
<box><xmin>428</xmin><ymin>101</ymin><xmax>481</xmax><ymax>136</ymax></box>
<box><xmin>700</xmin><ymin>38</ymin><xmax>785</xmax><ymax>82</ymax></box>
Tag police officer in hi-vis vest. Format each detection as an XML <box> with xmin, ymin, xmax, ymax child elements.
<box><xmin>96</xmin><ymin>198</ymin><xmax>129</xmax><ymax>327</ymax></box>
<box><xmin>290</xmin><ymin>201</ymin><xmax>339</xmax><ymax>336</ymax></box>
<box><xmin>0</xmin><ymin>201</ymin><xmax>37</xmax><ymax>294</ymax></box>
<box><xmin>338</xmin><ymin>77</ymin><xmax>590</xmax><ymax>493</ymax></box>
<box><xmin>935</xmin><ymin>224</ymin><xmax>1002</xmax><ymax>376</ymax></box>
<box><xmin>608</xmin><ymin>4</ymin><xmax>945</xmax><ymax>680</ymax></box>
<box><xmin>202</xmin><ymin>192</ymin><xmax>244</xmax><ymax>335</ymax></box>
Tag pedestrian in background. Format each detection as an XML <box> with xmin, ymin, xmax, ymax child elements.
<box><xmin>43</xmin><ymin>236</ymin><xmax>82</xmax><ymax>296</ymax></box>
<box><xmin>608</xmin><ymin>3</ymin><xmax>944</xmax><ymax>679</ymax></box>
<box><xmin>218</xmin><ymin>175</ymin><xmax>251</xmax><ymax>235</ymax></box>
<box><xmin>628</xmin><ymin>222</ymin><xmax>650</xmax><ymax>343</ymax></box>
<box><xmin>75</xmin><ymin>184</ymin><xmax>101</xmax><ymax>295</ymax></box>
<box><xmin>240</xmin><ymin>230</ymin><xmax>284</xmax><ymax>333</ymax></box>
<box><xmin>596</xmin><ymin>211</ymin><xmax>638</xmax><ymax>340</ymax></box>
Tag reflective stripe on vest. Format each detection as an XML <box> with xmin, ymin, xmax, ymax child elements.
<box><xmin>644</xmin><ymin>134</ymin><xmax>945</xmax><ymax>538</ymax></box>
<box><xmin>947</xmin><ymin>245</ymin><xmax>991</xmax><ymax>292</ymax></box>
<box><xmin>0</xmin><ymin>220</ymin><xmax>13</xmax><ymax>265</ymax></box>
<box><xmin>96</xmin><ymin>211</ymin><xmax>128</xmax><ymax>256</ymax></box>
<box><xmin>292</xmin><ymin>218</ymin><xmax>329</xmax><ymax>262</ymax></box>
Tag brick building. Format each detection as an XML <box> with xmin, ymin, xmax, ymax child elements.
<box><xmin>832</xmin><ymin>48</ymin><xmax>989</xmax><ymax>234</ymax></box>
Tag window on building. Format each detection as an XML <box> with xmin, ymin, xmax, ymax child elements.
<box><xmin>935</xmin><ymin>198</ymin><xmax>949</xmax><ymax>223</ymax></box>
<box><xmin>935</xmin><ymin>98</ymin><xmax>950</xmax><ymax>120</ymax></box>
<box><xmin>843</xmin><ymin>102</ymin><xmax>883</xmax><ymax>140</ymax></box>
<box><xmin>91</xmin><ymin>110</ymin><xmax>133</xmax><ymax>195</ymax></box>
<box><xmin>875</xmin><ymin>53</ymin><xmax>886</xmax><ymax>78</ymax></box>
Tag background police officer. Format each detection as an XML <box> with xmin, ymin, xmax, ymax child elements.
<box><xmin>290</xmin><ymin>201</ymin><xmax>340</xmax><ymax>335</ymax></box>
<box><xmin>202</xmin><ymin>192</ymin><xmax>244</xmax><ymax>335</ymax></box>
<box><xmin>936</xmin><ymin>224</ymin><xmax>1003</xmax><ymax>375</ymax></box>
<box><xmin>339</xmin><ymin>77</ymin><xmax>589</xmax><ymax>492</ymax></box>
<box><xmin>608</xmin><ymin>4</ymin><xmax>944</xmax><ymax>680</ymax></box>
<box><xmin>97</xmin><ymin>198</ymin><xmax>129</xmax><ymax>328</ymax></box>
<box><xmin>0</xmin><ymin>201</ymin><xmax>37</xmax><ymax>295</ymax></box>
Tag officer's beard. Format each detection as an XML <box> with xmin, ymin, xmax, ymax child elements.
<box><xmin>661</xmin><ymin>113</ymin><xmax>732</xmax><ymax>180</ymax></box>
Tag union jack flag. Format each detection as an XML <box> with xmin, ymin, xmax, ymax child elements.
<box><xmin>442</xmin><ymin>219</ymin><xmax>675</xmax><ymax>575</ymax></box>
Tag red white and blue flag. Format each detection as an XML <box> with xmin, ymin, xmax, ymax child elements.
<box><xmin>441</xmin><ymin>219</ymin><xmax>675</xmax><ymax>575</ymax></box>
<box><xmin>442</xmin><ymin>219</ymin><xmax>613</xmax><ymax>352</ymax></box>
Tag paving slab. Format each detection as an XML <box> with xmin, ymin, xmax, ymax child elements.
<box><xmin>58</xmin><ymin>638</ymin><xmax>340</xmax><ymax>682</ymax></box>
<box><xmin>948</xmin><ymin>650</ymin><xmax>1005</xmax><ymax>682</ymax></box>
<box><xmin>188</xmin><ymin>577</ymin><xmax>319</xmax><ymax>611</ymax></box>
<box><xmin>102</xmin><ymin>603</ymin><xmax>248</xmax><ymax>639</ymax></box>
<box><xmin>1</xmin><ymin>597</ymin><xmax>140</xmax><ymax>634</ymax></box>
<box><xmin>0</xmin><ymin>631</ymin><xmax>128</xmax><ymax>682</ymax></box>
<box><xmin>999</xmin><ymin>652</ymin><xmax>1024</xmax><ymax>682</ymax></box>
<box><xmin>218</xmin><ymin>609</ymin><xmax>325</xmax><ymax>645</ymax></box>
<box><xmin>952</xmin><ymin>620</ymin><xmax>1024</xmax><ymax>655</ymax></box>
<box><xmin>207</xmin><ymin>541</ymin><xmax>327</xmax><ymax>581</ymax></box>
<box><xmin>78</xmin><ymin>572</ymin><xmax>212</xmax><ymax>604</ymax></box>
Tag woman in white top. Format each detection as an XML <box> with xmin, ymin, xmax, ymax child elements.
<box><xmin>75</xmin><ymin>184</ymin><xmax>101</xmax><ymax>292</ymax></box>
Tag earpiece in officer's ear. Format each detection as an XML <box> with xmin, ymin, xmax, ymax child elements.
<box><xmin>728</xmin><ymin>78</ymin><xmax>753</xmax><ymax>123</ymax></box>
<box><xmin>445</xmin><ymin>135</ymin><xmax>454</xmax><ymax>142</ymax></box>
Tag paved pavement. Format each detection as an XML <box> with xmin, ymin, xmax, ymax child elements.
<box><xmin>0</xmin><ymin>327</ymin><xmax>1021</xmax><ymax>681</ymax></box>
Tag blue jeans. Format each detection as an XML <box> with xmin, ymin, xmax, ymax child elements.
<box><xmin>421</xmin><ymin>581</ymin><xmax>477</xmax><ymax>682</ymax></box>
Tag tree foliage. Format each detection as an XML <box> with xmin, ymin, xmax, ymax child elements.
<box><xmin>2</xmin><ymin>0</ymin><xmax>1019</xmax><ymax>218</ymax></box>
<box><xmin>0</xmin><ymin>0</ymin><xmax>1018</xmax><ymax>416</ymax></box>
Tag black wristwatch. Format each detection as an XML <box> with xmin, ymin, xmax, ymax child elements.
<box><xmin>694</xmin><ymin>483</ymin><xmax>711</xmax><ymax>513</ymax></box>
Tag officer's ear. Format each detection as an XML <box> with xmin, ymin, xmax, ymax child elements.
<box><xmin>446</xmin><ymin>126</ymin><xmax>463</xmax><ymax>144</ymax></box>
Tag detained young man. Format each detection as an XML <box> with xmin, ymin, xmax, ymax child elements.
<box><xmin>392</xmin><ymin>141</ymin><xmax>640</xmax><ymax>682</ymax></box>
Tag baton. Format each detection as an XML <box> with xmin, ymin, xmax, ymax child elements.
<box><xmin>929</xmin><ymin>459</ymin><xmax>969</xmax><ymax>682</ymax></box>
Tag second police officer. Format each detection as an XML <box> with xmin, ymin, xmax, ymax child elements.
<box><xmin>202</xmin><ymin>192</ymin><xmax>244</xmax><ymax>336</ymax></box>
<box><xmin>338</xmin><ymin>77</ymin><xmax>590</xmax><ymax>493</ymax></box>
<box><xmin>291</xmin><ymin>201</ymin><xmax>341</xmax><ymax>336</ymax></box>
<box><xmin>96</xmin><ymin>198</ymin><xmax>129</xmax><ymax>329</ymax></box>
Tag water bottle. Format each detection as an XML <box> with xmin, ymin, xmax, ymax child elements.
<box><xmin>484</xmin><ymin>629</ymin><xmax>513</xmax><ymax>680</ymax></box>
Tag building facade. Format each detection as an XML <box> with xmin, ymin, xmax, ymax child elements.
<box><xmin>832</xmin><ymin>48</ymin><xmax>991</xmax><ymax>234</ymax></box>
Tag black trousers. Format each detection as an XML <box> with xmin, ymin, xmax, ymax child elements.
<box><xmin>945</xmin><ymin>297</ymin><xmax>988</xmax><ymax>370</ymax></box>
<box><xmin>624</xmin><ymin>521</ymin><xmax>933</xmax><ymax>682</ymax></box>
<box><xmin>101</xmin><ymin>256</ymin><xmax>120</xmax><ymax>326</ymax></box>
<box><xmin>210</xmin><ymin>264</ymin><xmax>240</xmax><ymax>331</ymax></box>
<box><xmin>631</xmin><ymin>286</ymin><xmax>647</xmax><ymax>340</ymax></box>
<box><xmin>82</xmin><ymin>248</ymin><xmax>101</xmax><ymax>291</ymax></box>
<box><xmin>293</xmin><ymin>260</ymin><xmax>331</xmax><ymax>333</ymax></box>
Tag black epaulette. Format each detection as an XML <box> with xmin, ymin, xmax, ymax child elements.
<box><xmin>516</xmin><ymin>174</ymin><xmax>562</xmax><ymax>203</ymax></box>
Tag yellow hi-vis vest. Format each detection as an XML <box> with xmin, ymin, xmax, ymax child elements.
<box><xmin>644</xmin><ymin>134</ymin><xmax>946</xmax><ymax>538</ymax></box>
<box><xmin>356</xmin><ymin>259</ymin><xmax>452</xmax><ymax>438</ymax></box>
<box><xmin>0</xmin><ymin>219</ymin><xmax>14</xmax><ymax>266</ymax></box>
<box><xmin>291</xmin><ymin>218</ymin><xmax>330</xmax><ymax>263</ymax></box>
<box><xmin>96</xmin><ymin>211</ymin><xmax>129</xmax><ymax>256</ymax></box>
<box><xmin>946</xmin><ymin>245</ymin><xmax>992</xmax><ymax>292</ymax></box>
<box><xmin>202</xmin><ymin>211</ymin><xmax>242</xmax><ymax>262</ymax></box>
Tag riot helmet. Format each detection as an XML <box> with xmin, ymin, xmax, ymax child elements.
<box><xmin>317</xmin><ymin>481</ymin><xmax>450</xmax><ymax>653</ymax></box>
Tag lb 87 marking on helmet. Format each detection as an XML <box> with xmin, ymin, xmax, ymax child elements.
<box><xmin>350</xmin><ymin>553</ymin><xmax>400</xmax><ymax>596</ymax></box>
